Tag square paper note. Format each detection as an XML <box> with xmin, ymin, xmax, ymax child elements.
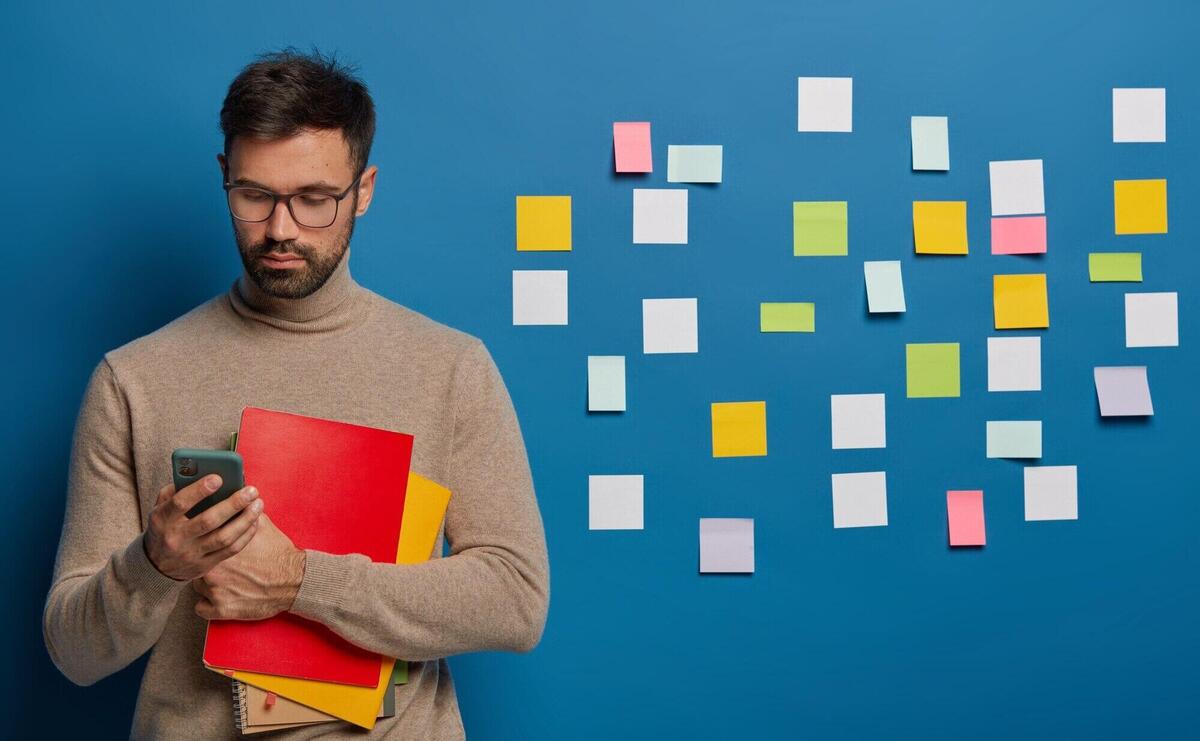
<box><xmin>760</xmin><ymin>303</ymin><xmax>814</xmax><ymax>332</ymax></box>
<box><xmin>797</xmin><ymin>76</ymin><xmax>852</xmax><ymax>132</ymax></box>
<box><xmin>633</xmin><ymin>189</ymin><xmax>688</xmax><ymax>244</ymax></box>
<box><xmin>1024</xmin><ymin>465</ymin><xmax>1078</xmax><ymax>521</ymax></box>
<box><xmin>911</xmin><ymin>116</ymin><xmax>949</xmax><ymax>171</ymax></box>
<box><xmin>793</xmin><ymin>201</ymin><xmax>848</xmax><ymax>256</ymax></box>
<box><xmin>512</xmin><ymin>270</ymin><xmax>567</xmax><ymax>325</ymax></box>
<box><xmin>613</xmin><ymin>122</ymin><xmax>653</xmax><ymax>173</ymax></box>
<box><xmin>711</xmin><ymin>401</ymin><xmax>767</xmax><ymax>458</ymax></box>
<box><xmin>1094</xmin><ymin>366</ymin><xmax>1153</xmax><ymax>416</ymax></box>
<box><xmin>831</xmin><ymin>393</ymin><xmax>886</xmax><ymax>450</ymax></box>
<box><xmin>987</xmin><ymin>336</ymin><xmax>1041</xmax><ymax>392</ymax></box>
<box><xmin>989</xmin><ymin>159</ymin><xmax>1045</xmax><ymax>216</ymax></box>
<box><xmin>1114</xmin><ymin>179</ymin><xmax>1167</xmax><ymax>235</ymax></box>
<box><xmin>831</xmin><ymin>471</ymin><xmax>888</xmax><ymax>528</ymax></box>
<box><xmin>589</xmin><ymin>475</ymin><xmax>643</xmax><ymax>530</ymax></box>
<box><xmin>994</xmin><ymin>274</ymin><xmax>1049</xmax><ymax>329</ymax></box>
<box><xmin>991</xmin><ymin>216</ymin><xmax>1047</xmax><ymax>255</ymax></box>
<box><xmin>642</xmin><ymin>298</ymin><xmax>698</xmax><ymax>354</ymax></box>
<box><xmin>913</xmin><ymin>201</ymin><xmax>968</xmax><ymax>254</ymax></box>
<box><xmin>986</xmin><ymin>421</ymin><xmax>1042</xmax><ymax>459</ymax></box>
<box><xmin>906</xmin><ymin>343</ymin><xmax>960</xmax><ymax>398</ymax></box>
<box><xmin>947</xmin><ymin>490</ymin><xmax>985</xmax><ymax>546</ymax></box>
<box><xmin>699</xmin><ymin>518</ymin><xmax>754</xmax><ymax>573</ymax></box>
<box><xmin>587</xmin><ymin>356</ymin><xmax>626</xmax><ymax>412</ymax></box>
<box><xmin>1089</xmin><ymin>253</ymin><xmax>1142</xmax><ymax>282</ymax></box>
<box><xmin>516</xmin><ymin>196</ymin><xmax>571</xmax><ymax>251</ymax></box>
<box><xmin>864</xmin><ymin>261</ymin><xmax>906</xmax><ymax>313</ymax></box>
<box><xmin>1113</xmin><ymin>88</ymin><xmax>1166</xmax><ymax>143</ymax></box>
<box><xmin>1125</xmin><ymin>292</ymin><xmax>1178</xmax><ymax>347</ymax></box>
<box><xmin>667</xmin><ymin>145</ymin><xmax>723</xmax><ymax>183</ymax></box>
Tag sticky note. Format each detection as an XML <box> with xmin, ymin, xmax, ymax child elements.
<box><xmin>947</xmin><ymin>490</ymin><xmax>985</xmax><ymax>546</ymax></box>
<box><xmin>864</xmin><ymin>261</ymin><xmax>906</xmax><ymax>313</ymax></box>
<box><xmin>711</xmin><ymin>401</ymin><xmax>767</xmax><ymax>458</ymax></box>
<box><xmin>1089</xmin><ymin>253</ymin><xmax>1142</xmax><ymax>282</ymax></box>
<box><xmin>1024</xmin><ymin>465</ymin><xmax>1078</xmax><ymax>522</ymax></box>
<box><xmin>589</xmin><ymin>475</ymin><xmax>643</xmax><ymax>530</ymax></box>
<box><xmin>913</xmin><ymin>201</ymin><xmax>968</xmax><ymax>254</ymax></box>
<box><xmin>587</xmin><ymin>356</ymin><xmax>626</xmax><ymax>412</ymax></box>
<box><xmin>911</xmin><ymin>116</ymin><xmax>949</xmax><ymax>171</ymax></box>
<box><xmin>831</xmin><ymin>471</ymin><xmax>888</xmax><ymax>529</ymax></box>
<box><xmin>797</xmin><ymin>76</ymin><xmax>852</xmax><ymax>132</ymax></box>
<box><xmin>515</xmin><ymin>196</ymin><xmax>571</xmax><ymax>251</ymax></box>
<box><xmin>1113</xmin><ymin>88</ymin><xmax>1166</xmax><ymax>143</ymax></box>
<box><xmin>1114</xmin><ymin>179</ymin><xmax>1167</xmax><ymax>234</ymax></box>
<box><xmin>667</xmin><ymin>145</ymin><xmax>722</xmax><ymax>183</ymax></box>
<box><xmin>613</xmin><ymin>122</ymin><xmax>652</xmax><ymax>173</ymax></box>
<box><xmin>831</xmin><ymin>393</ymin><xmax>886</xmax><ymax>450</ymax></box>
<box><xmin>699</xmin><ymin>518</ymin><xmax>754</xmax><ymax>573</ymax></box>
<box><xmin>512</xmin><ymin>270</ymin><xmax>567</xmax><ymax>325</ymax></box>
<box><xmin>760</xmin><ymin>303</ymin><xmax>814</xmax><ymax>332</ymax></box>
<box><xmin>793</xmin><ymin>201</ymin><xmax>848</xmax><ymax>256</ymax></box>
<box><xmin>986</xmin><ymin>421</ymin><xmax>1042</xmax><ymax>459</ymax></box>
<box><xmin>642</xmin><ymin>298</ymin><xmax>698</xmax><ymax>354</ymax></box>
<box><xmin>1094</xmin><ymin>366</ymin><xmax>1153</xmax><ymax>416</ymax></box>
<box><xmin>906</xmin><ymin>343</ymin><xmax>960</xmax><ymax>398</ymax></box>
<box><xmin>1125</xmin><ymin>292</ymin><xmax>1178</xmax><ymax>347</ymax></box>
<box><xmin>989</xmin><ymin>159</ymin><xmax>1045</xmax><ymax>216</ymax></box>
<box><xmin>987</xmin><ymin>336</ymin><xmax>1041</xmax><ymax>392</ymax></box>
<box><xmin>633</xmin><ymin>188</ymin><xmax>688</xmax><ymax>244</ymax></box>
<box><xmin>991</xmin><ymin>216</ymin><xmax>1047</xmax><ymax>255</ymax></box>
<box><xmin>993</xmin><ymin>274</ymin><xmax>1049</xmax><ymax>329</ymax></box>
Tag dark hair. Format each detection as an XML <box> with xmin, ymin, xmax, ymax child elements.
<box><xmin>220</xmin><ymin>48</ymin><xmax>375</xmax><ymax>175</ymax></box>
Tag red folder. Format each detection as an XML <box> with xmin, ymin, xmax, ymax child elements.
<box><xmin>202</xmin><ymin>406</ymin><xmax>413</xmax><ymax>686</ymax></box>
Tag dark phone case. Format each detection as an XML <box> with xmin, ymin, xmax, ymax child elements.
<box><xmin>172</xmin><ymin>448</ymin><xmax>245</xmax><ymax>518</ymax></box>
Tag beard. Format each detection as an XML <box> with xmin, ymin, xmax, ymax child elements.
<box><xmin>235</xmin><ymin>211</ymin><xmax>355</xmax><ymax>299</ymax></box>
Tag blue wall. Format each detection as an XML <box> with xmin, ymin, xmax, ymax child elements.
<box><xmin>4</xmin><ymin>1</ymin><xmax>1196</xmax><ymax>738</ymax></box>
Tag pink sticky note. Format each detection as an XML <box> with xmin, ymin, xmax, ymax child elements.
<box><xmin>991</xmin><ymin>215</ymin><xmax>1047</xmax><ymax>254</ymax></box>
<box><xmin>947</xmin><ymin>490</ymin><xmax>986</xmax><ymax>546</ymax></box>
<box><xmin>613</xmin><ymin>122</ymin><xmax>652</xmax><ymax>173</ymax></box>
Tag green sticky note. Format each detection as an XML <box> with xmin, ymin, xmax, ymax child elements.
<box><xmin>587</xmin><ymin>355</ymin><xmax>627</xmax><ymax>411</ymax></box>
<box><xmin>986</xmin><ymin>420</ymin><xmax>1042</xmax><ymax>459</ymax></box>
<box><xmin>906</xmin><ymin>343</ymin><xmax>960</xmax><ymax>398</ymax></box>
<box><xmin>793</xmin><ymin>201</ymin><xmax>848</xmax><ymax>256</ymax></box>
<box><xmin>760</xmin><ymin>302</ymin><xmax>815</xmax><ymax>332</ymax></box>
<box><xmin>391</xmin><ymin>659</ymin><xmax>409</xmax><ymax>685</ymax></box>
<box><xmin>667</xmin><ymin>145</ymin><xmax>723</xmax><ymax>183</ymax></box>
<box><xmin>911</xmin><ymin>116</ymin><xmax>949</xmax><ymax>171</ymax></box>
<box><xmin>1089</xmin><ymin>252</ymin><xmax>1142</xmax><ymax>282</ymax></box>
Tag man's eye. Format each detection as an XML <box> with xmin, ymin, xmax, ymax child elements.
<box><xmin>298</xmin><ymin>195</ymin><xmax>331</xmax><ymax>207</ymax></box>
<box><xmin>240</xmin><ymin>191</ymin><xmax>270</xmax><ymax>202</ymax></box>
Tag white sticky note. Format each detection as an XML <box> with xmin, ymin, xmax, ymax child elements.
<box><xmin>1094</xmin><ymin>366</ymin><xmax>1154</xmax><ymax>416</ymax></box>
<box><xmin>633</xmin><ymin>188</ymin><xmax>688</xmax><ymax>244</ymax></box>
<box><xmin>667</xmin><ymin>145</ymin><xmax>723</xmax><ymax>183</ymax></box>
<box><xmin>863</xmin><ymin>261</ymin><xmax>906</xmax><ymax>313</ymax></box>
<box><xmin>512</xmin><ymin>270</ymin><xmax>567</xmax><ymax>325</ymax></box>
<box><xmin>1113</xmin><ymin>88</ymin><xmax>1166</xmax><ymax>143</ymax></box>
<box><xmin>911</xmin><ymin>116</ymin><xmax>949</xmax><ymax>170</ymax></box>
<box><xmin>986</xmin><ymin>420</ymin><xmax>1042</xmax><ymax>459</ymax></box>
<box><xmin>699</xmin><ymin>518</ymin><xmax>754</xmax><ymax>573</ymax></box>
<box><xmin>831</xmin><ymin>471</ymin><xmax>888</xmax><ymax>529</ymax></box>
<box><xmin>587</xmin><ymin>356</ymin><xmax>626</xmax><ymax>412</ymax></box>
<box><xmin>989</xmin><ymin>159</ymin><xmax>1045</xmax><ymax>216</ymax></box>
<box><xmin>1024</xmin><ymin>465</ymin><xmax>1078</xmax><ymax>521</ymax></box>
<box><xmin>1125</xmin><ymin>292</ymin><xmax>1179</xmax><ymax>348</ymax></box>
<box><xmin>987</xmin><ymin>336</ymin><xmax>1041</xmax><ymax>392</ymax></box>
<box><xmin>797</xmin><ymin>76</ymin><xmax>853</xmax><ymax>132</ymax></box>
<box><xmin>589</xmin><ymin>475</ymin><xmax>643</xmax><ymax>530</ymax></box>
<box><xmin>642</xmin><ymin>298</ymin><xmax>698</xmax><ymax>354</ymax></box>
<box><xmin>831</xmin><ymin>394</ymin><xmax>886</xmax><ymax>450</ymax></box>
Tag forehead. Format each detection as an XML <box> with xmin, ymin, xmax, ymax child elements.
<box><xmin>226</xmin><ymin>128</ymin><xmax>355</xmax><ymax>189</ymax></box>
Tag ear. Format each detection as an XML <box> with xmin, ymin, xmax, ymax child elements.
<box><xmin>216</xmin><ymin>153</ymin><xmax>228</xmax><ymax>180</ymax></box>
<box><xmin>353</xmin><ymin>165</ymin><xmax>378</xmax><ymax>216</ymax></box>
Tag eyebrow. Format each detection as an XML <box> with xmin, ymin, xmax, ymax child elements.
<box><xmin>230</xmin><ymin>177</ymin><xmax>345</xmax><ymax>194</ymax></box>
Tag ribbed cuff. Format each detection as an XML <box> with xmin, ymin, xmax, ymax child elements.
<box><xmin>118</xmin><ymin>533</ymin><xmax>189</xmax><ymax>606</ymax></box>
<box><xmin>290</xmin><ymin>549</ymin><xmax>352</xmax><ymax>622</ymax></box>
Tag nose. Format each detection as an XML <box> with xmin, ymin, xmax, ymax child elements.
<box><xmin>265</xmin><ymin>199</ymin><xmax>301</xmax><ymax>242</ymax></box>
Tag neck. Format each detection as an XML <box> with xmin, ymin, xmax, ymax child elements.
<box><xmin>229</xmin><ymin>248</ymin><xmax>369</xmax><ymax>333</ymax></box>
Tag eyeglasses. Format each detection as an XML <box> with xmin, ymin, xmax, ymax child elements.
<box><xmin>223</xmin><ymin>173</ymin><xmax>362</xmax><ymax>228</ymax></box>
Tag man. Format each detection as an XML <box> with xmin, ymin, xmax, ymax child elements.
<box><xmin>43</xmin><ymin>49</ymin><xmax>550</xmax><ymax>739</ymax></box>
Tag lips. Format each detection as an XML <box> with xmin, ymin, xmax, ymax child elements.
<box><xmin>260</xmin><ymin>254</ymin><xmax>306</xmax><ymax>269</ymax></box>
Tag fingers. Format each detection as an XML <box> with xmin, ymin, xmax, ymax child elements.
<box><xmin>156</xmin><ymin>482</ymin><xmax>175</xmax><ymax>507</ymax></box>
<box><xmin>194</xmin><ymin>596</ymin><xmax>216</xmax><ymax>620</ymax></box>
<box><xmin>197</xmin><ymin>497</ymin><xmax>262</xmax><ymax>554</ymax></box>
<box><xmin>205</xmin><ymin>518</ymin><xmax>259</xmax><ymax>565</ymax></box>
<box><xmin>169</xmin><ymin>474</ymin><xmax>224</xmax><ymax>517</ymax></box>
<box><xmin>191</xmin><ymin>577</ymin><xmax>214</xmax><ymax>600</ymax></box>
<box><xmin>187</xmin><ymin>485</ymin><xmax>259</xmax><ymax>538</ymax></box>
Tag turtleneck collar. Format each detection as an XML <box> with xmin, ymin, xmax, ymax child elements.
<box><xmin>227</xmin><ymin>248</ymin><xmax>371</xmax><ymax>334</ymax></box>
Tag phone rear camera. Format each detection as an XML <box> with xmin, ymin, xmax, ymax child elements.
<box><xmin>178</xmin><ymin>458</ymin><xmax>196</xmax><ymax>477</ymax></box>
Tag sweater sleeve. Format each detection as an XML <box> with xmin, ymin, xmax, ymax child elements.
<box><xmin>43</xmin><ymin>358</ymin><xmax>188</xmax><ymax>686</ymax></box>
<box><xmin>289</xmin><ymin>338</ymin><xmax>550</xmax><ymax>661</ymax></box>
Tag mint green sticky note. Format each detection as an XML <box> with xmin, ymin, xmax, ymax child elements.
<box><xmin>760</xmin><ymin>302</ymin><xmax>815</xmax><ymax>332</ymax></box>
<box><xmin>864</xmin><ymin>261</ymin><xmax>906</xmax><ymax>313</ymax></box>
<box><xmin>911</xmin><ymin>116</ymin><xmax>949</xmax><ymax>171</ymax></box>
<box><xmin>587</xmin><ymin>356</ymin><xmax>626</xmax><ymax>411</ymax></box>
<box><xmin>391</xmin><ymin>659</ymin><xmax>409</xmax><ymax>685</ymax></box>
<box><xmin>986</xmin><ymin>420</ymin><xmax>1042</xmax><ymax>459</ymax></box>
<box><xmin>1089</xmin><ymin>252</ymin><xmax>1142</xmax><ymax>282</ymax></box>
<box><xmin>793</xmin><ymin>201</ymin><xmax>848</xmax><ymax>256</ymax></box>
<box><xmin>906</xmin><ymin>343</ymin><xmax>960</xmax><ymax>398</ymax></box>
<box><xmin>667</xmin><ymin>145</ymin><xmax>723</xmax><ymax>183</ymax></box>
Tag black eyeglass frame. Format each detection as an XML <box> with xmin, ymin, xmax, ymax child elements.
<box><xmin>222</xmin><ymin>172</ymin><xmax>363</xmax><ymax>228</ymax></box>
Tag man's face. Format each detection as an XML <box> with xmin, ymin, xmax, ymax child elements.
<box><xmin>219</xmin><ymin>129</ymin><xmax>376</xmax><ymax>299</ymax></box>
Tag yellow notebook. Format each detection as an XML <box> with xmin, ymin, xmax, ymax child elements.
<box><xmin>216</xmin><ymin>471</ymin><xmax>451</xmax><ymax>729</ymax></box>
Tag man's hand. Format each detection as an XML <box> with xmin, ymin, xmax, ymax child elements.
<box><xmin>191</xmin><ymin>513</ymin><xmax>306</xmax><ymax>621</ymax></box>
<box><xmin>143</xmin><ymin>475</ymin><xmax>263</xmax><ymax>581</ymax></box>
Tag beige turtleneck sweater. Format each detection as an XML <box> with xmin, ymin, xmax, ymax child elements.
<box><xmin>42</xmin><ymin>249</ymin><xmax>550</xmax><ymax>739</ymax></box>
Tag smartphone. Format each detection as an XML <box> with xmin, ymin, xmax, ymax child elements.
<box><xmin>172</xmin><ymin>448</ymin><xmax>245</xmax><ymax>519</ymax></box>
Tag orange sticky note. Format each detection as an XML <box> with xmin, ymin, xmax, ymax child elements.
<box><xmin>991</xmin><ymin>216</ymin><xmax>1047</xmax><ymax>254</ymax></box>
<box><xmin>516</xmin><ymin>196</ymin><xmax>572</xmax><ymax>251</ymax></box>
<box><xmin>947</xmin><ymin>490</ymin><xmax>985</xmax><ymax>546</ymax></box>
<box><xmin>1114</xmin><ymin>179</ymin><xmax>1167</xmax><ymax>235</ymax></box>
<box><xmin>613</xmin><ymin>122</ymin><xmax>653</xmax><ymax>173</ymax></box>
<box><xmin>993</xmin><ymin>273</ymin><xmax>1049</xmax><ymax>329</ymax></box>
<box><xmin>913</xmin><ymin>201</ymin><xmax>968</xmax><ymax>254</ymax></box>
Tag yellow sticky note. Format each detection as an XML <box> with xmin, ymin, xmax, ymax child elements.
<box><xmin>711</xmin><ymin>401</ymin><xmax>767</xmax><ymax>457</ymax></box>
<box><xmin>1114</xmin><ymin>179</ymin><xmax>1167</xmax><ymax>234</ymax></box>
<box><xmin>516</xmin><ymin>195</ymin><xmax>572</xmax><ymax>251</ymax></box>
<box><xmin>913</xmin><ymin>201</ymin><xmax>968</xmax><ymax>254</ymax></box>
<box><xmin>993</xmin><ymin>274</ymin><xmax>1049</xmax><ymax>329</ymax></box>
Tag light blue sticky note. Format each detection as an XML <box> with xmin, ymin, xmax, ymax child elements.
<box><xmin>588</xmin><ymin>355</ymin><xmax>626</xmax><ymax>411</ymax></box>
<box><xmin>986</xmin><ymin>420</ymin><xmax>1042</xmax><ymax>459</ymax></box>
<box><xmin>864</xmin><ymin>261</ymin><xmax>906</xmax><ymax>313</ymax></box>
<box><xmin>911</xmin><ymin>116</ymin><xmax>949</xmax><ymax>171</ymax></box>
<box><xmin>667</xmin><ymin>145</ymin><xmax>723</xmax><ymax>183</ymax></box>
